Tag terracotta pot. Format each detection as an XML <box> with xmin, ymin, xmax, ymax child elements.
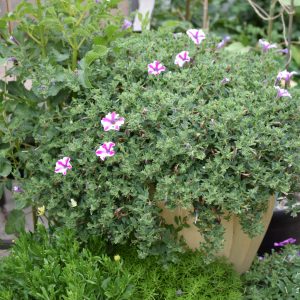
<box><xmin>159</xmin><ymin>196</ymin><xmax>275</xmax><ymax>274</ymax></box>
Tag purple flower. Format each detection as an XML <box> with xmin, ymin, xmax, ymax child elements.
<box><xmin>217</xmin><ymin>36</ymin><xmax>231</xmax><ymax>49</ymax></box>
<box><xmin>55</xmin><ymin>157</ymin><xmax>72</xmax><ymax>175</ymax></box>
<box><xmin>148</xmin><ymin>61</ymin><xmax>166</xmax><ymax>75</ymax></box>
<box><xmin>275</xmin><ymin>86</ymin><xmax>291</xmax><ymax>98</ymax></box>
<box><xmin>96</xmin><ymin>142</ymin><xmax>115</xmax><ymax>161</ymax></box>
<box><xmin>274</xmin><ymin>238</ymin><xmax>296</xmax><ymax>247</ymax></box>
<box><xmin>122</xmin><ymin>19</ymin><xmax>132</xmax><ymax>30</ymax></box>
<box><xmin>221</xmin><ymin>77</ymin><xmax>230</xmax><ymax>84</ymax></box>
<box><xmin>276</xmin><ymin>70</ymin><xmax>297</xmax><ymax>85</ymax></box>
<box><xmin>174</xmin><ymin>51</ymin><xmax>190</xmax><ymax>67</ymax></box>
<box><xmin>186</xmin><ymin>29</ymin><xmax>206</xmax><ymax>45</ymax></box>
<box><xmin>258</xmin><ymin>256</ymin><xmax>264</xmax><ymax>261</ymax></box>
<box><xmin>101</xmin><ymin>112</ymin><xmax>125</xmax><ymax>131</ymax></box>
<box><xmin>277</xmin><ymin>48</ymin><xmax>289</xmax><ymax>55</ymax></box>
<box><xmin>13</xmin><ymin>186</ymin><xmax>23</xmax><ymax>193</ymax></box>
<box><xmin>258</xmin><ymin>39</ymin><xmax>277</xmax><ymax>52</ymax></box>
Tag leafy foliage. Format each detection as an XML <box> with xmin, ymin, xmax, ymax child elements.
<box><xmin>243</xmin><ymin>245</ymin><xmax>300</xmax><ymax>299</ymax></box>
<box><xmin>0</xmin><ymin>227</ymin><xmax>242</xmax><ymax>300</ymax></box>
<box><xmin>18</xmin><ymin>30</ymin><xmax>300</xmax><ymax>258</ymax></box>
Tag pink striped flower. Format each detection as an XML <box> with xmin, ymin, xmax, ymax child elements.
<box><xmin>96</xmin><ymin>142</ymin><xmax>115</xmax><ymax>161</ymax></box>
<box><xmin>275</xmin><ymin>86</ymin><xmax>291</xmax><ymax>98</ymax></box>
<box><xmin>101</xmin><ymin>112</ymin><xmax>125</xmax><ymax>131</ymax></box>
<box><xmin>174</xmin><ymin>51</ymin><xmax>191</xmax><ymax>67</ymax></box>
<box><xmin>258</xmin><ymin>39</ymin><xmax>277</xmax><ymax>52</ymax></box>
<box><xmin>148</xmin><ymin>61</ymin><xmax>166</xmax><ymax>75</ymax></box>
<box><xmin>186</xmin><ymin>29</ymin><xmax>206</xmax><ymax>45</ymax></box>
<box><xmin>55</xmin><ymin>157</ymin><xmax>72</xmax><ymax>175</ymax></box>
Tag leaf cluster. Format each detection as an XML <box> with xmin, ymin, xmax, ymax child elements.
<box><xmin>243</xmin><ymin>245</ymin><xmax>300</xmax><ymax>299</ymax></box>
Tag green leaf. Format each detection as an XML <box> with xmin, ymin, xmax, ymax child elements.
<box><xmin>5</xmin><ymin>209</ymin><xmax>25</xmax><ymax>234</ymax></box>
<box><xmin>291</xmin><ymin>45</ymin><xmax>300</xmax><ymax>66</ymax></box>
<box><xmin>0</xmin><ymin>183</ymin><xmax>4</xmax><ymax>199</ymax></box>
<box><xmin>225</xmin><ymin>42</ymin><xmax>250</xmax><ymax>53</ymax></box>
<box><xmin>0</xmin><ymin>157</ymin><xmax>12</xmax><ymax>177</ymax></box>
<box><xmin>280</xmin><ymin>0</ymin><xmax>300</xmax><ymax>6</ymax></box>
<box><xmin>84</xmin><ymin>45</ymin><xmax>108</xmax><ymax>66</ymax></box>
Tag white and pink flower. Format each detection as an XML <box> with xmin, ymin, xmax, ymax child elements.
<box><xmin>258</xmin><ymin>39</ymin><xmax>277</xmax><ymax>52</ymax></box>
<box><xmin>276</xmin><ymin>70</ymin><xmax>297</xmax><ymax>85</ymax></box>
<box><xmin>148</xmin><ymin>61</ymin><xmax>166</xmax><ymax>75</ymax></box>
<box><xmin>174</xmin><ymin>51</ymin><xmax>191</xmax><ymax>67</ymax></box>
<box><xmin>96</xmin><ymin>142</ymin><xmax>116</xmax><ymax>161</ymax></box>
<box><xmin>186</xmin><ymin>29</ymin><xmax>206</xmax><ymax>45</ymax></box>
<box><xmin>55</xmin><ymin>157</ymin><xmax>72</xmax><ymax>175</ymax></box>
<box><xmin>275</xmin><ymin>86</ymin><xmax>291</xmax><ymax>98</ymax></box>
<box><xmin>101</xmin><ymin>112</ymin><xmax>125</xmax><ymax>131</ymax></box>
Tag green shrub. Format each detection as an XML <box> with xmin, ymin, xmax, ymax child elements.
<box><xmin>243</xmin><ymin>245</ymin><xmax>300</xmax><ymax>299</ymax></box>
<box><xmin>0</xmin><ymin>227</ymin><xmax>242</xmax><ymax>300</ymax></box>
<box><xmin>18</xmin><ymin>30</ymin><xmax>300</xmax><ymax>258</ymax></box>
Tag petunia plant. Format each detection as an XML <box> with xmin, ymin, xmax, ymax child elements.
<box><xmin>17</xmin><ymin>30</ymin><xmax>300</xmax><ymax>261</ymax></box>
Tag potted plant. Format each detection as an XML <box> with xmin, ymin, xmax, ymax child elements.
<box><xmin>0</xmin><ymin>0</ymin><xmax>130</xmax><ymax>234</ymax></box>
<box><xmin>17</xmin><ymin>30</ymin><xmax>300</xmax><ymax>272</ymax></box>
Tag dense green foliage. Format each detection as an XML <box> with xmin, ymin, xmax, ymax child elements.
<box><xmin>243</xmin><ymin>245</ymin><xmax>300</xmax><ymax>299</ymax></box>
<box><xmin>0</xmin><ymin>227</ymin><xmax>242</xmax><ymax>300</ymax></box>
<box><xmin>17</xmin><ymin>30</ymin><xmax>300</xmax><ymax>258</ymax></box>
<box><xmin>122</xmin><ymin>248</ymin><xmax>242</xmax><ymax>299</ymax></box>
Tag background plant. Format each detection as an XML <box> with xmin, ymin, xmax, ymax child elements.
<box><xmin>17</xmin><ymin>30</ymin><xmax>300</xmax><ymax>259</ymax></box>
<box><xmin>243</xmin><ymin>245</ymin><xmax>300</xmax><ymax>299</ymax></box>
<box><xmin>152</xmin><ymin>0</ymin><xmax>300</xmax><ymax>71</ymax></box>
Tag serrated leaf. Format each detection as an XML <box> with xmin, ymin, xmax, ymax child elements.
<box><xmin>5</xmin><ymin>209</ymin><xmax>25</xmax><ymax>234</ymax></box>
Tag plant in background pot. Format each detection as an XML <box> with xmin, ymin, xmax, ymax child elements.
<box><xmin>17</xmin><ymin>30</ymin><xmax>300</xmax><ymax>271</ymax></box>
<box><xmin>0</xmin><ymin>0</ymin><xmax>131</xmax><ymax>233</ymax></box>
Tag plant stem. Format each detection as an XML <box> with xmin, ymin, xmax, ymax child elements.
<box><xmin>72</xmin><ymin>47</ymin><xmax>78</xmax><ymax>71</ymax></box>
<box><xmin>36</xmin><ymin>0</ymin><xmax>46</xmax><ymax>58</ymax></box>
<box><xmin>203</xmin><ymin>0</ymin><xmax>209</xmax><ymax>31</ymax></box>
<box><xmin>286</xmin><ymin>0</ymin><xmax>294</xmax><ymax>69</ymax></box>
<box><xmin>185</xmin><ymin>0</ymin><xmax>191</xmax><ymax>21</ymax></box>
<box><xmin>5</xmin><ymin>0</ymin><xmax>12</xmax><ymax>34</ymax></box>
<box><xmin>267</xmin><ymin>0</ymin><xmax>277</xmax><ymax>41</ymax></box>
